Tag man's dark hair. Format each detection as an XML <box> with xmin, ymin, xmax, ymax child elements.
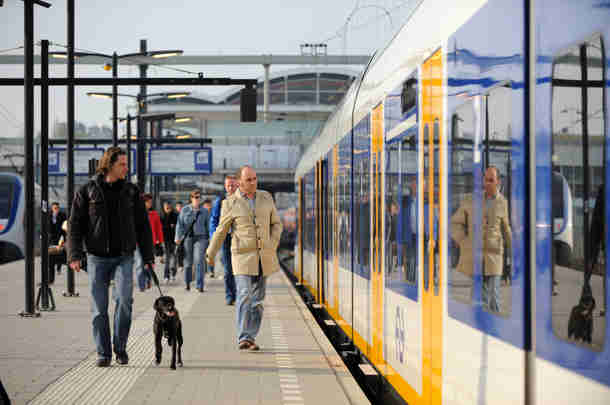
<box><xmin>203</xmin><ymin>199</ymin><xmax>212</xmax><ymax>205</ymax></box>
<box><xmin>51</xmin><ymin>202</ymin><xmax>60</xmax><ymax>207</ymax></box>
<box><xmin>176</xmin><ymin>201</ymin><xmax>183</xmax><ymax>206</ymax></box>
<box><xmin>96</xmin><ymin>147</ymin><xmax>126</xmax><ymax>175</ymax></box>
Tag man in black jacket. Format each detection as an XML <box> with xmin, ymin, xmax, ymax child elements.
<box><xmin>48</xmin><ymin>202</ymin><xmax>67</xmax><ymax>283</ymax></box>
<box><xmin>67</xmin><ymin>147</ymin><xmax>154</xmax><ymax>368</ymax></box>
<box><xmin>161</xmin><ymin>201</ymin><xmax>178</xmax><ymax>283</ymax></box>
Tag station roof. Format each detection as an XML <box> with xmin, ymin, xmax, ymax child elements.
<box><xmin>146</xmin><ymin>67</ymin><xmax>360</xmax><ymax>122</ymax></box>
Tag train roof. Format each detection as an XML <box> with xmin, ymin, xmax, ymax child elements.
<box><xmin>295</xmin><ymin>0</ymin><xmax>488</xmax><ymax>179</ymax></box>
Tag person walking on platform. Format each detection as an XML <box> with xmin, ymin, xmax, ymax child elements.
<box><xmin>202</xmin><ymin>198</ymin><xmax>215</xmax><ymax>278</ymax></box>
<box><xmin>135</xmin><ymin>194</ymin><xmax>164</xmax><ymax>291</ymax></box>
<box><xmin>67</xmin><ymin>146</ymin><xmax>154</xmax><ymax>367</ymax></box>
<box><xmin>206</xmin><ymin>166</ymin><xmax>283</xmax><ymax>351</ymax></box>
<box><xmin>48</xmin><ymin>202</ymin><xmax>67</xmax><ymax>283</ymax></box>
<box><xmin>209</xmin><ymin>174</ymin><xmax>239</xmax><ymax>305</ymax></box>
<box><xmin>174</xmin><ymin>201</ymin><xmax>184</xmax><ymax>271</ymax></box>
<box><xmin>161</xmin><ymin>201</ymin><xmax>178</xmax><ymax>283</ymax></box>
<box><xmin>175</xmin><ymin>190</ymin><xmax>209</xmax><ymax>292</ymax></box>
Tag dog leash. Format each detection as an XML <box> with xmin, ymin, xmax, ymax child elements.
<box><xmin>147</xmin><ymin>265</ymin><xmax>164</xmax><ymax>297</ymax></box>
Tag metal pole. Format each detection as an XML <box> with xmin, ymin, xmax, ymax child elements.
<box><xmin>20</xmin><ymin>0</ymin><xmax>38</xmax><ymax>317</ymax></box>
<box><xmin>137</xmin><ymin>105</ymin><xmax>145</xmax><ymax>191</ymax></box>
<box><xmin>65</xmin><ymin>0</ymin><xmax>77</xmax><ymax>297</ymax></box>
<box><xmin>126</xmin><ymin>113</ymin><xmax>132</xmax><ymax>178</ymax></box>
<box><xmin>137</xmin><ymin>39</ymin><xmax>148</xmax><ymax>191</ymax></box>
<box><xmin>263</xmin><ymin>63</ymin><xmax>270</xmax><ymax>123</ymax></box>
<box><xmin>112</xmin><ymin>52</ymin><xmax>118</xmax><ymax>147</ymax></box>
<box><xmin>40</xmin><ymin>39</ymin><xmax>50</xmax><ymax>309</ymax></box>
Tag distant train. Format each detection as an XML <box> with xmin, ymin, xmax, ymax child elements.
<box><xmin>0</xmin><ymin>173</ymin><xmax>41</xmax><ymax>264</ymax></box>
<box><xmin>291</xmin><ymin>1</ymin><xmax>609</xmax><ymax>404</ymax></box>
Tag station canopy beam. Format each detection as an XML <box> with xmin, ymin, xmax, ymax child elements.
<box><xmin>0</xmin><ymin>54</ymin><xmax>371</xmax><ymax>65</ymax></box>
<box><xmin>0</xmin><ymin>77</ymin><xmax>258</xmax><ymax>86</ymax></box>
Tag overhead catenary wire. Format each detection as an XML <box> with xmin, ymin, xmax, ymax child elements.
<box><xmin>0</xmin><ymin>46</ymin><xmax>25</xmax><ymax>54</ymax></box>
<box><xmin>318</xmin><ymin>0</ymin><xmax>415</xmax><ymax>44</ymax></box>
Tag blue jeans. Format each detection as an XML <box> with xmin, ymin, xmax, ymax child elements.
<box><xmin>482</xmin><ymin>275</ymin><xmax>501</xmax><ymax>312</ymax></box>
<box><xmin>163</xmin><ymin>243</ymin><xmax>176</xmax><ymax>280</ymax></box>
<box><xmin>221</xmin><ymin>240</ymin><xmax>236</xmax><ymax>303</ymax></box>
<box><xmin>184</xmin><ymin>235</ymin><xmax>207</xmax><ymax>289</ymax></box>
<box><xmin>87</xmin><ymin>254</ymin><xmax>134</xmax><ymax>359</ymax></box>
<box><xmin>235</xmin><ymin>267</ymin><xmax>267</xmax><ymax>344</ymax></box>
<box><xmin>134</xmin><ymin>247</ymin><xmax>150</xmax><ymax>291</ymax></box>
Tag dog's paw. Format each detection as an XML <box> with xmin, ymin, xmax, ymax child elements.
<box><xmin>154</xmin><ymin>358</ymin><xmax>161</xmax><ymax>366</ymax></box>
<box><xmin>178</xmin><ymin>361</ymin><xmax>183</xmax><ymax>367</ymax></box>
<box><xmin>170</xmin><ymin>364</ymin><xmax>176</xmax><ymax>370</ymax></box>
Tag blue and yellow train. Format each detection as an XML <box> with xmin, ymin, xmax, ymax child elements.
<box><xmin>291</xmin><ymin>1</ymin><xmax>610</xmax><ymax>404</ymax></box>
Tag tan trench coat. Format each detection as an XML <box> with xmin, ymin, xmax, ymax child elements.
<box><xmin>450</xmin><ymin>193</ymin><xmax>512</xmax><ymax>277</ymax></box>
<box><xmin>206</xmin><ymin>189</ymin><xmax>283</xmax><ymax>277</ymax></box>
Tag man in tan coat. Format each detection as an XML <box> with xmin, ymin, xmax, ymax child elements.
<box><xmin>451</xmin><ymin>166</ymin><xmax>512</xmax><ymax>312</ymax></box>
<box><xmin>206</xmin><ymin>165</ymin><xmax>283</xmax><ymax>350</ymax></box>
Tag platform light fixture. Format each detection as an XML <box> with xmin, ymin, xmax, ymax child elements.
<box><xmin>87</xmin><ymin>91</ymin><xmax>190</xmax><ymax>100</ymax></box>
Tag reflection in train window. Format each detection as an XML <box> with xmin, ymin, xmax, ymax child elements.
<box><xmin>481</xmin><ymin>84</ymin><xmax>513</xmax><ymax>317</ymax></box>
<box><xmin>385</xmin><ymin>136</ymin><xmax>418</xmax><ymax>289</ymax></box>
<box><xmin>450</xmin><ymin>101</ymin><xmax>475</xmax><ymax>305</ymax></box>
<box><xmin>551</xmin><ymin>34</ymin><xmax>606</xmax><ymax>350</ymax></box>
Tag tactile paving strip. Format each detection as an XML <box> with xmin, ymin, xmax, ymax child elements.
<box><xmin>30</xmin><ymin>287</ymin><xmax>200</xmax><ymax>405</ymax></box>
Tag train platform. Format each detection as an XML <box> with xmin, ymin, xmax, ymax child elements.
<box><xmin>0</xmin><ymin>258</ymin><xmax>369</xmax><ymax>405</ymax></box>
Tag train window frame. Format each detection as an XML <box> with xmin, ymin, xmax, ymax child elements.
<box><xmin>550</xmin><ymin>32</ymin><xmax>607</xmax><ymax>351</ymax></box>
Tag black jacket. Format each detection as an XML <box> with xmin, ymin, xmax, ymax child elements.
<box><xmin>49</xmin><ymin>211</ymin><xmax>67</xmax><ymax>245</ymax></box>
<box><xmin>161</xmin><ymin>210</ymin><xmax>178</xmax><ymax>246</ymax></box>
<box><xmin>67</xmin><ymin>174</ymin><xmax>154</xmax><ymax>263</ymax></box>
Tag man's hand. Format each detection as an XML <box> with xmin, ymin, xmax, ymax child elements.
<box><xmin>69</xmin><ymin>260</ymin><xmax>81</xmax><ymax>272</ymax></box>
<box><xmin>175</xmin><ymin>239</ymin><xmax>181</xmax><ymax>245</ymax></box>
<box><xmin>206</xmin><ymin>254</ymin><xmax>214</xmax><ymax>267</ymax></box>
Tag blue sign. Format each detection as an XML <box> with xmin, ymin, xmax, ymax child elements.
<box><xmin>48</xmin><ymin>150</ymin><xmax>60</xmax><ymax>173</ymax></box>
<box><xmin>42</xmin><ymin>147</ymin><xmax>137</xmax><ymax>176</ymax></box>
<box><xmin>149</xmin><ymin>146</ymin><xmax>212</xmax><ymax>175</ymax></box>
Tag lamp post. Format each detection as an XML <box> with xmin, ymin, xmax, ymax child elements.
<box><xmin>50</xmin><ymin>48</ymin><xmax>183</xmax><ymax>146</ymax></box>
<box><xmin>90</xmin><ymin>91</ymin><xmax>190</xmax><ymax>190</ymax></box>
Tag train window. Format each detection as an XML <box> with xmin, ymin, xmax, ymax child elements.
<box><xmin>450</xmin><ymin>101</ymin><xmax>475</xmax><ymax>305</ymax></box>
<box><xmin>385</xmin><ymin>141</ymin><xmax>400</xmax><ymax>280</ymax></box>
<box><xmin>401</xmin><ymin>78</ymin><xmax>417</xmax><ymax>115</ymax></box>
<box><xmin>0</xmin><ymin>177</ymin><xmax>15</xmax><ymax>220</ymax></box>
<box><xmin>481</xmin><ymin>84</ymin><xmax>513</xmax><ymax>317</ymax></box>
<box><xmin>386</xmin><ymin>135</ymin><xmax>418</xmax><ymax>289</ymax></box>
<box><xmin>551</xmin><ymin>34</ymin><xmax>606</xmax><ymax>350</ymax></box>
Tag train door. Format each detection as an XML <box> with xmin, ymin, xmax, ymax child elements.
<box><xmin>535</xmin><ymin>2</ymin><xmax>610</xmax><ymax>402</ymax></box>
<box><xmin>316</xmin><ymin>159</ymin><xmax>328</xmax><ymax>304</ymax></box>
<box><xmin>297</xmin><ymin>178</ymin><xmax>304</xmax><ymax>283</ymax></box>
<box><xmin>421</xmin><ymin>49</ymin><xmax>444</xmax><ymax>405</ymax></box>
<box><xmin>371</xmin><ymin>103</ymin><xmax>385</xmax><ymax>369</ymax></box>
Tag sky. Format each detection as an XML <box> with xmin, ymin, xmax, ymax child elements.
<box><xmin>0</xmin><ymin>0</ymin><xmax>419</xmax><ymax>139</ymax></box>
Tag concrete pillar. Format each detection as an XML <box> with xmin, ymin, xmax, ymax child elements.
<box><xmin>263</xmin><ymin>63</ymin><xmax>270</xmax><ymax>123</ymax></box>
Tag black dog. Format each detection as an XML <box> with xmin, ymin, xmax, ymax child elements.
<box><xmin>153</xmin><ymin>296</ymin><xmax>183</xmax><ymax>369</ymax></box>
<box><xmin>568</xmin><ymin>295</ymin><xmax>596</xmax><ymax>344</ymax></box>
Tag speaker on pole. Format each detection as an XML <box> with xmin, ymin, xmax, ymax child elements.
<box><xmin>240</xmin><ymin>87</ymin><xmax>257</xmax><ymax>123</ymax></box>
<box><xmin>88</xmin><ymin>158</ymin><xmax>98</xmax><ymax>178</ymax></box>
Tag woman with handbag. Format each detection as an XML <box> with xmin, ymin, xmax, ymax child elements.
<box><xmin>175</xmin><ymin>189</ymin><xmax>209</xmax><ymax>292</ymax></box>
